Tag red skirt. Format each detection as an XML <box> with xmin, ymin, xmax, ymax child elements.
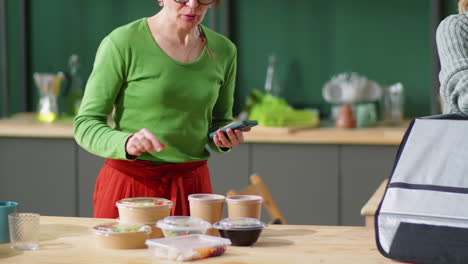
<box><xmin>93</xmin><ymin>159</ymin><xmax>212</xmax><ymax>218</ymax></box>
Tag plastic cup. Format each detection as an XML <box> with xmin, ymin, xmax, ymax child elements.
<box><xmin>188</xmin><ymin>194</ymin><xmax>225</xmax><ymax>236</ymax></box>
<box><xmin>8</xmin><ymin>213</ymin><xmax>40</xmax><ymax>251</ymax></box>
<box><xmin>0</xmin><ymin>201</ymin><xmax>18</xmax><ymax>243</ymax></box>
<box><xmin>226</xmin><ymin>195</ymin><xmax>263</xmax><ymax>219</ymax></box>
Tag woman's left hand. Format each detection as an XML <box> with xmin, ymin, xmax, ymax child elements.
<box><xmin>212</xmin><ymin>125</ymin><xmax>251</xmax><ymax>148</ymax></box>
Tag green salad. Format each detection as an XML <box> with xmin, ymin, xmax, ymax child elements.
<box><xmin>245</xmin><ymin>90</ymin><xmax>319</xmax><ymax>127</ymax></box>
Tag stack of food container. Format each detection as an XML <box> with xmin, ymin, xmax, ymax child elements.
<box><xmin>91</xmin><ymin>197</ymin><xmax>174</xmax><ymax>249</ymax></box>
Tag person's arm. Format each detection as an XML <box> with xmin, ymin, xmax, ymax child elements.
<box><xmin>74</xmin><ymin>36</ymin><xmax>133</xmax><ymax>159</ymax></box>
<box><xmin>208</xmin><ymin>49</ymin><xmax>237</xmax><ymax>153</ymax></box>
<box><xmin>437</xmin><ymin>15</ymin><xmax>468</xmax><ymax>115</ymax></box>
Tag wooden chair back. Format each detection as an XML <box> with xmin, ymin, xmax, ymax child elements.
<box><xmin>226</xmin><ymin>173</ymin><xmax>287</xmax><ymax>224</ymax></box>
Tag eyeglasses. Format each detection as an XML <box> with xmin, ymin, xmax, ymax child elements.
<box><xmin>173</xmin><ymin>0</ymin><xmax>214</xmax><ymax>5</ymax></box>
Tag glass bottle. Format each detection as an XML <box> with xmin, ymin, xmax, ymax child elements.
<box><xmin>65</xmin><ymin>54</ymin><xmax>84</xmax><ymax>116</ymax></box>
<box><xmin>264</xmin><ymin>54</ymin><xmax>281</xmax><ymax>97</ymax></box>
<box><xmin>381</xmin><ymin>83</ymin><xmax>404</xmax><ymax>126</ymax></box>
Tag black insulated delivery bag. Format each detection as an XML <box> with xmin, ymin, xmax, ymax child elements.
<box><xmin>375</xmin><ymin>114</ymin><xmax>468</xmax><ymax>264</ymax></box>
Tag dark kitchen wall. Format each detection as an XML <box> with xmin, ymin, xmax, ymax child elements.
<box><xmin>1</xmin><ymin>1</ymin><xmax>22</xmax><ymax>117</ymax></box>
<box><xmin>1</xmin><ymin>0</ymin><xmax>225</xmax><ymax>117</ymax></box>
<box><xmin>232</xmin><ymin>0</ymin><xmax>458</xmax><ymax>117</ymax></box>
<box><xmin>0</xmin><ymin>0</ymin><xmax>460</xmax><ymax>119</ymax></box>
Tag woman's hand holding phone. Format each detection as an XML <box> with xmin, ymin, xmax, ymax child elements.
<box><xmin>212</xmin><ymin>120</ymin><xmax>257</xmax><ymax>148</ymax></box>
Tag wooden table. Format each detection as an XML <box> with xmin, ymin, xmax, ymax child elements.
<box><xmin>0</xmin><ymin>216</ymin><xmax>393</xmax><ymax>263</ymax></box>
<box><xmin>361</xmin><ymin>179</ymin><xmax>388</xmax><ymax>228</ymax></box>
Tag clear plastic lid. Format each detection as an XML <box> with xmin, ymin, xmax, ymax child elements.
<box><xmin>92</xmin><ymin>222</ymin><xmax>152</xmax><ymax>235</ymax></box>
<box><xmin>213</xmin><ymin>217</ymin><xmax>266</xmax><ymax>230</ymax></box>
<box><xmin>226</xmin><ymin>195</ymin><xmax>263</xmax><ymax>204</ymax></box>
<box><xmin>157</xmin><ymin>216</ymin><xmax>211</xmax><ymax>231</ymax></box>
<box><xmin>116</xmin><ymin>197</ymin><xmax>173</xmax><ymax>208</ymax></box>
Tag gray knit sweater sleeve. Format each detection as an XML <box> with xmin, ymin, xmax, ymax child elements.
<box><xmin>436</xmin><ymin>13</ymin><xmax>468</xmax><ymax>115</ymax></box>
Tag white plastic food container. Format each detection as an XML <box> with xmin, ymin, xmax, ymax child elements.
<box><xmin>146</xmin><ymin>234</ymin><xmax>231</xmax><ymax>261</ymax></box>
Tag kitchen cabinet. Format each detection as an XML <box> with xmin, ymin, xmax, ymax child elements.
<box><xmin>247</xmin><ymin>144</ymin><xmax>398</xmax><ymax>226</ymax></box>
<box><xmin>0</xmin><ymin>139</ymin><xmax>399</xmax><ymax>225</ymax></box>
<box><xmin>251</xmin><ymin>143</ymin><xmax>339</xmax><ymax>225</ymax></box>
<box><xmin>340</xmin><ymin>145</ymin><xmax>398</xmax><ymax>226</ymax></box>
<box><xmin>0</xmin><ymin>138</ymin><xmax>77</xmax><ymax>216</ymax></box>
<box><xmin>0</xmin><ymin>116</ymin><xmax>405</xmax><ymax>225</ymax></box>
<box><xmin>208</xmin><ymin>144</ymin><xmax>250</xmax><ymax>199</ymax></box>
<box><xmin>77</xmin><ymin>148</ymin><xmax>104</xmax><ymax>217</ymax></box>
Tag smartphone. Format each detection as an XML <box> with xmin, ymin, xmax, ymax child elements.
<box><xmin>209</xmin><ymin>120</ymin><xmax>258</xmax><ymax>139</ymax></box>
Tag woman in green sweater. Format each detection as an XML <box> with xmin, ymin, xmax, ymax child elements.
<box><xmin>74</xmin><ymin>0</ymin><xmax>248</xmax><ymax>218</ymax></box>
<box><xmin>436</xmin><ymin>0</ymin><xmax>468</xmax><ymax>115</ymax></box>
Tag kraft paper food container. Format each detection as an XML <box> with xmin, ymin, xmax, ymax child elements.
<box><xmin>226</xmin><ymin>195</ymin><xmax>263</xmax><ymax>219</ymax></box>
<box><xmin>146</xmin><ymin>234</ymin><xmax>231</xmax><ymax>261</ymax></box>
<box><xmin>92</xmin><ymin>222</ymin><xmax>152</xmax><ymax>249</ymax></box>
<box><xmin>213</xmin><ymin>217</ymin><xmax>266</xmax><ymax>246</ymax></box>
<box><xmin>116</xmin><ymin>197</ymin><xmax>173</xmax><ymax>223</ymax></box>
<box><xmin>188</xmin><ymin>194</ymin><xmax>225</xmax><ymax>223</ymax></box>
<box><xmin>157</xmin><ymin>216</ymin><xmax>211</xmax><ymax>238</ymax></box>
<box><xmin>188</xmin><ymin>193</ymin><xmax>225</xmax><ymax>236</ymax></box>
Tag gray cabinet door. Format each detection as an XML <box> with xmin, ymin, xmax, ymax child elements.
<box><xmin>0</xmin><ymin>138</ymin><xmax>77</xmax><ymax>216</ymax></box>
<box><xmin>251</xmin><ymin>143</ymin><xmax>339</xmax><ymax>225</ymax></box>
<box><xmin>208</xmin><ymin>144</ymin><xmax>250</xmax><ymax>197</ymax></box>
<box><xmin>77</xmin><ymin>147</ymin><xmax>104</xmax><ymax>217</ymax></box>
<box><xmin>340</xmin><ymin>145</ymin><xmax>398</xmax><ymax>226</ymax></box>
<box><xmin>0</xmin><ymin>136</ymin><xmax>399</xmax><ymax>224</ymax></box>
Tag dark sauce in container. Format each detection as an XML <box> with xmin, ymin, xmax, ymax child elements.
<box><xmin>213</xmin><ymin>217</ymin><xmax>266</xmax><ymax>247</ymax></box>
<box><xmin>218</xmin><ymin>228</ymin><xmax>263</xmax><ymax>246</ymax></box>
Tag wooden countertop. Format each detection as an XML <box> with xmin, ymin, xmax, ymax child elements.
<box><xmin>245</xmin><ymin>124</ymin><xmax>407</xmax><ymax>145</ymax></box>
<box><xmin>0</xmin><ymin>113</ymin><xmax>409</xmax><ymax>145</ymax></box>
<box><xmin>0</xmin><ymin>216</ymin><xmax>393</xmax><ymax>264</ymax></box>
<box><xmin>0</xmin><ymin>113</ymin><xmax>73</xmax><ymax>138</ymax></box>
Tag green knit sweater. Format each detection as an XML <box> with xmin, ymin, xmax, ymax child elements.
<box><xmin>436</xmin><ymin>12</ymin><xmax>468</xmax><ymax>115</ymax></box>
<box><xmin>74</xmin><ymin>18</ymin><xmax>236</xmax><ymax>162</ymax></box>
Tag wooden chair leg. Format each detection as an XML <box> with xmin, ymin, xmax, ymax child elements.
<box><xmin>250</xmin><ymin>174</ymin><xmax>287</xmax><ymax>224</ymax></box>
<box><xmin>226</xmin><ymin>190</ymin><xmax>237</xmax><ymax>197</ymax></box>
